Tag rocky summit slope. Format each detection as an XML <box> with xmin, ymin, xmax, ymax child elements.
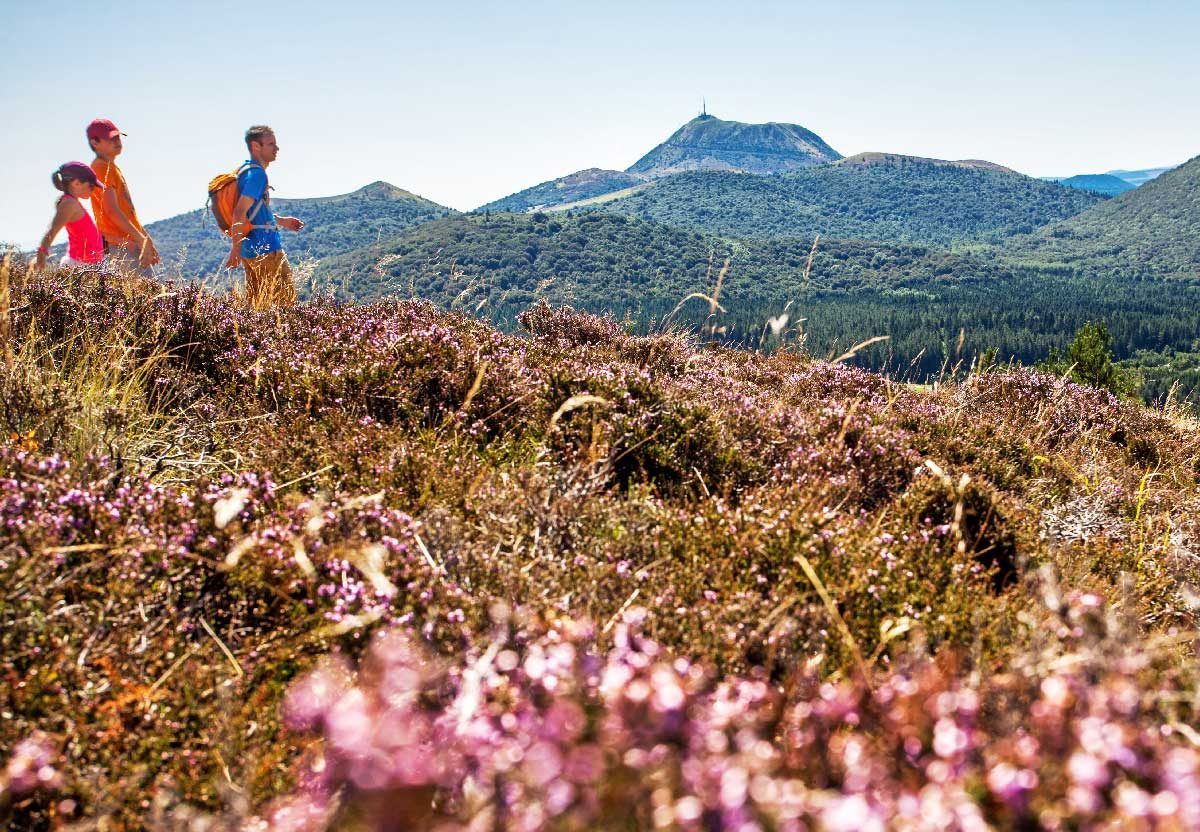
<box><xmin>626</xmin><ymin>113</ymin><xmax>842</xmax><ymax>177</ymax></box>
<box><xmin>477</xmin><ymin>168</ymin><xmax>645</xmax><ymax>213</ymax></box>
<box><xmin>478</xmin><ymin>114</ymin><xmax>844</xmax><ymax>211</ymax></box>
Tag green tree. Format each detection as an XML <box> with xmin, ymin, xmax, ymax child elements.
<box><xmin>1042</xmin><ymin>321</ymin><xmax>1141</xmax><ymax>398</ymax></box>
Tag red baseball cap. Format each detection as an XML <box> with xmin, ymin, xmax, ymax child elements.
<box><xmin>86</xmin><ymin>118</ymin><xmax>126</xmax><ymax>141</ymax></box>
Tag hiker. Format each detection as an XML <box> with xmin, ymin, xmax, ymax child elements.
<box><xmin>87</xmin><ymin>118</ymin><xmax>160</xmax><ymax>275</ymax></box>
<box><xmin>34</xmin><ymin>162</ymin><xmax>106</xmax><ymax>270</ymax></box>
<box><xmin>224</xmin><ymin>125</ymin><xmax>304</xmax><ymax>309</ymax></box>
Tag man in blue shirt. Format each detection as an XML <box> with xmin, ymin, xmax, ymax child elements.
<box><xmin>224</xmin><ymin>125</ymin><xmax>304</xmax><ymax>309</ymax></box>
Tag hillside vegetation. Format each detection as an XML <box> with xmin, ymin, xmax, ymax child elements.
<box><xmin>114</xmin><ymin>141</ymin><xmax>1198</xmax><ymax>404</ymax></box>
<box><xmin>2</xmin><ymin>262</ymin><xmax>1199</xmax><ymax>829</ymax></box>
<box><xmin>315</xmin><ymin>210</ymin><xmax>1005</xmax><ymax>306</ymax></box>
<box><xmin>1009</xmin><ymin>155</ymin><xmax>1200</xmax><ymax>276</ymax></box>
<box><xmin>147</xmin><ymin>181</ymin><xmax>453</xmax><ymax>279</ymax></box>
<box><xmin>589</xmin><ymin>159</ymin><xmax>1102</xmax><ymax>245</ymax></box>
<box><xmin>312</xmin><ymin>211</ymin><xmax>1200</xmax><ymax>385</ymax></box>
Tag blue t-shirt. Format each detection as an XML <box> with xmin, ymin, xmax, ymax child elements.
<box><xmin>237</xmin><ymin>161</ymin><xmax>282</xmax><ymax>258</ymax></box>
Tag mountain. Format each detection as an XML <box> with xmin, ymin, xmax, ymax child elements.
<box><xmin>146</xmin><ymin>181</ymin><xmax>453</xmax><ymax>278</ymax></box>
<box><xmin>626</xmin><ymin>113</ymin><xmax>842</xmax><ymax>177</ymax></box>
<box><xmin>478</xmin><ymin>114</ymin><xmax>844</xmax><ymax>213</ymax></box>
<box><xmin>577</xmin><ymin>155</ymin><xmax>1102</xmax><ymax>246</ymax></box>
<box><xmin>1054</xmin><ymin>174</ymin><xmax>1134</xmax><ymax>197</ymax></box>
<box><xmin>1107</xmin><ymin>167</ymin><xmax>1173</xmax><ymax>187</ymax></box>
<box><xmin>1010</xmin><ymin>155</ymin><xmax>1200</xmax><ymax>277</ymax></box>
<box><xmin>478</xmin><ymin>169</ymin><xmax>645</xmax><ymax>213</ymax></box>
<box><xmin>1043</xmin><ymin>167</ymin><xmax>1173</xmax><ymax>190</ymax></box>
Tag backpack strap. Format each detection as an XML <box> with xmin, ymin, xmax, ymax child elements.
<box><xmin>235</xmin><ymin>162</ymin><xmax>277</xmax><ymax>231</ymax></box>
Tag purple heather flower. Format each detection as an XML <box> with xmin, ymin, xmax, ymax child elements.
<box><xmin>3</xmin><ymin>734</ymin><xmax>61</xmax><ymax>795</ymax></box>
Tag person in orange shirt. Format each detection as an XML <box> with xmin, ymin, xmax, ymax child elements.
<box><xmin>87</xmin><ymin>118</ymin><xmax>160</xmax><ymax>275</ymax></box>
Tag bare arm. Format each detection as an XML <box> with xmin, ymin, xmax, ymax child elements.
<box><xmin>275</xmin><ymin>215</ymin><xmax>304</xmax><ymax>232</ymax></box>
<box><xmin>100</xmin><ymin>187</ymin><xmax>145</xmax><ymax>244</ymax></box>
<box><xmin>100</xmin><ymin>188</ymin><xmax>159</xmax><ymax>267</ymax></box>
<box><xmin>35</xmin><ymin>199</ymin><xmax>83</xmax><ymax>270</ymax></box>
<box><xmin>225</xmin><ymin>193</ymin><xmax>258</xmax><ymax>268</ymax></box>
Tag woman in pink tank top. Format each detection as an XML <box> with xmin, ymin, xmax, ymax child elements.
<box><xmin>35</xmin><ymin>161</ymin><xmax>106</xmax><ymax>270</ymax></box>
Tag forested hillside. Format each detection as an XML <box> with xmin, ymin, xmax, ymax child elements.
<box><xmin>1009</xmin><ymin>155</ymin><xmax>1200</xmax><ymax>277</ymax></box>
<box><xmin>585</xmin><ymin>158</ymin><xmax>1102</xmax><ymax>245</ymax></box>
<box><xmin>315</xmin><ymin>210</ymin><xmax>999</xmax><ymax>308</ymax></box>
<box><xmin>146</xmin><ymin>181</ymin><xmax>453</xmax><ymax>278</ymax></box>
<box><xmin>313</xmin><ymin>211</ymin><xmax>1200</xmax><ymax>380</ymax></box>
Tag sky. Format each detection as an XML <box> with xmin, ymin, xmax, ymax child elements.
<box><xmin>2</xmin><ymin>0</ymin><xmax>1198</xmax><ymax>247</ymax></box>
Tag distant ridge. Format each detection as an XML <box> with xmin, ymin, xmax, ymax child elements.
<box><xmin>478</xmin><ymin>113</ymin><xmax>843</xmax><ymax>211</ymax></box>
<box><xmin>837</xmin><ymin>152</ymin><xmax>1017</xmax><ymax>174</ymax></box>
<box><xmin>307</xmin><ymin>181</ymin><xmax>439</xmax><ymax>204</ymax></box>
<box><xmin>1054</xmin><ymin>174</ymin><xmax>1134</xmax><ymax>197</ymax></box>
<box><xmin>147</xmin><ymin>181</ymin><xmax>454</xmax><ymax>278</ymax></box>
<box><xmin>1106</xmin><ymin>167</ymin><xmax>1173</xmax><ymax>187</ymax></box>
<box><xmin>1044</xmin><ymin>166</ymin><xmax>1175</xmax><ymax>189</ymax></box>
<box><xmin>626</xmin><ymin>114</ymin><xmax>842</xmax><ymax>177</ymax></box>
<box><xmin>478</xmin><ymin>169</ymin><xmax>645</xmax><ymax>213</ymax></box>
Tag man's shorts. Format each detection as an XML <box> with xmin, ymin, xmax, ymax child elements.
<box><xmin>241</xmin><ymin>249</ymin><xmax>296</xmax><ymax>310</ymax></box>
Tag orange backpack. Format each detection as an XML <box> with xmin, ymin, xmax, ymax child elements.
<box><xmin>206</xmin><ymin>163</ymin><xmax>269</xmax><ymax>237</ymax></box>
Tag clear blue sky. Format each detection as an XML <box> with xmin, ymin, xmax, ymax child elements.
<box><xmin>2</xmin><ymin>0</ymin><xmax>1198</xmax><ymax>247</ymax></box>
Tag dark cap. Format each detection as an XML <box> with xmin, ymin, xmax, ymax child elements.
<box><xmin>86</xmin><ymin>118</ymin><xmax>125</xmax><ymax>142</ymax></box>
<box><xmin>56</xmin><ymin>161</ymin><xmax>102</xmax><ymax>187</ymax></box>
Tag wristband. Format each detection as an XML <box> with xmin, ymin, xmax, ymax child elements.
<box><xmin>37</xmin><ymin>245</ymin><xmax>49</xmax><ymax>255</ymax></box>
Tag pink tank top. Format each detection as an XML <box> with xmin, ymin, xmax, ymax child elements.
<box><xmin>60</xmin><ymin>195</ymin><xmax>105</xmax><ymax>264</ymax></box>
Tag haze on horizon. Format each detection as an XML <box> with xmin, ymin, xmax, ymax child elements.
<box><xmin>2</xmin><ymin>0</ymin><xmax>1198</xmax><ymax>248</ymax></box>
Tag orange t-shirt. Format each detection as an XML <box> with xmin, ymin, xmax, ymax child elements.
<box><xmin>90</xmin><ymin>158</ymin><xmax>147</xmax><ymax>245</ymax></box>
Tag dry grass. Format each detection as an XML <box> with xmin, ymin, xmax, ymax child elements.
<box><xmin>1</xmin><ymin>264</ymin><xmax>1198</xmax><ymax>828</ymax></box>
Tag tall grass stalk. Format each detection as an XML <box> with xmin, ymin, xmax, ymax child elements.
<box><xmin>4</xmin><ymin>270</ymin><xmax>190</xmax><ymax>469</ymax></box>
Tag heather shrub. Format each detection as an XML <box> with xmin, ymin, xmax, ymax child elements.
<box><xmin>3</xmin><ymin>267</ymin><xmax>1198</xmax><ymax>828</ymax></box>
<box><xmin>246</xmin><ymin>589</ymin><xmax>1199</xmax><ymax>832</ymax></box>
<box><xmin>957</xmin><ymin>369</ymin><xmax>1173</xmax><ymax>453</ymax></box>
<box><xmin>518</xmin><ymin>301</ymin><xmax>628</xmax><ymax>348</ymax></box>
